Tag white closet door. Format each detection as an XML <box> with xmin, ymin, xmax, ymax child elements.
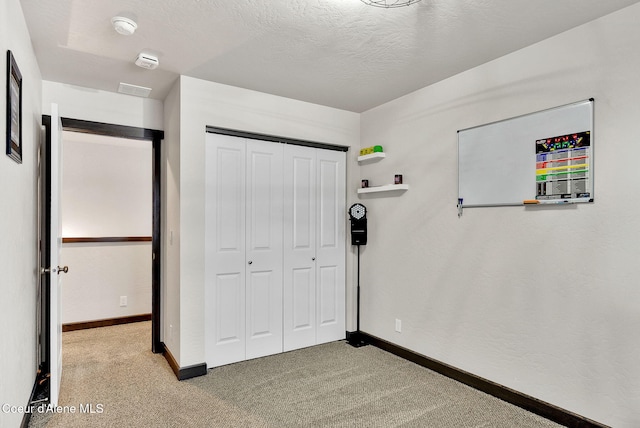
<box><xmin>283</xmin><ymin>145</ymin><xmax>317</xmax><ymax>351</ymax></box>
<box><xmin>207</xmin><ymin>133</ymin><xmax>345</xmax><ymax>366</ymax></box>
<box><xmin>245</xmin><ymin>140</ymin><xmax>284</xmax><ymax>360</ymax></box>
<box><xmin>316</xmin><ymin>149</ymin><xmax>346</xmax><ymax>344</ymax></box>
<box><xmin>205</xmin><ymin>133</ymin><xmax>247</xmax><ymax>368</ymax></box>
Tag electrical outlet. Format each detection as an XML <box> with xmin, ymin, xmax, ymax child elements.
<box><xmin>120</xmin><ymin>296</ymin><xmax>127</xmax><ymax>307</ymax></box>
<box><xmin>395</xmin><ymin>318</ymin><xmax>402</xmax><ymax>333</ymax></box>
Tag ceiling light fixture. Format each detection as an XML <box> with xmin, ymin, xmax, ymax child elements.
<box><xmin>360</xmin><ymin>0</ymin><xmax>422</xmax><ymax>7</ymax></box>
<box><xmin>111</xmin><ymin>16</ymin><xmax>137</xmax><ymax>35</ymax></box>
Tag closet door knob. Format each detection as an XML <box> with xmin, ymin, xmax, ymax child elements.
<box><xmin>312</xmin><ymin>257</ymin><xmax>316</xmax><ymax>261</ymax></box>
<box><xmin>248</xmin><ymin>261</ymin><xmax>253</xmax><ymax>265</ymax></box>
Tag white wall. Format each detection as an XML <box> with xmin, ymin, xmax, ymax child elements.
<box><xmin>60</xmin><ymin>133</ymin><xmax>152</xmax><ymax>323</ymax></box>
<box><xmin>162</xmin><ymin>80</ymin><xmax>181</xmax><ymax>361</ymax></box>
<box><xmin>61</xmin><ymin>133</ymin><xmax>151</xmax><ymax>237</ymax></box>
<box><xmin>42</xmin><ymin>81</ymin><xmax>164</xmax><ymax>131</ymax></box>
<box><xmin>61</xmin><ymin>243</ymin><xmax>151</xmax><ymax>323</ymax></box>
<box><xmin>164</xmin><ymin>76</ymin><xmax>360</xmax><ymax>367</ymax></box>
<box><xmin>359</xmin><ymin>4</ymin><xmax>640</xmax><ymax>427</ymax></box>
<box><xmin>0</xmin><ymin>0</ymin><xmax>42</xmax><ymax>426</ymax></box>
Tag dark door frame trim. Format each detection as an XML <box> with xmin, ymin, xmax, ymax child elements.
<box><xmin>44</xmin><ymin>116</ymin><xmax>164</xmax><ymax>353</ymax></box>
<box><xmin>206</xmin><ymin>125</ymin><xmax>350</xmax><ymax>152</ymax></box>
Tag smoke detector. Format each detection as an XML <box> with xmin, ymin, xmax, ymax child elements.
<box><xmin>135</xmin><ymin>53</ymin><xmax>159</xmax><ymax>70</ymax></box>
<box><xmin>111</xmin><ymin>16</ymin><xmax>137</xmax><ymax>36</ymax></box>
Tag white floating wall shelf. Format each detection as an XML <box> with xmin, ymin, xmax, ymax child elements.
<box><xmin>357</xmin><ymin>152</ymin><xmax>386</xmax><ymax>163</ymax></box>
<box><xmin>357</xmin><ymin>184</ymin><xmax>409</xmax><ymax>194</ymax></box>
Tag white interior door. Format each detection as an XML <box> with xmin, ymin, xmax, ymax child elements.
<box><xmin>245</xmin><ymin>140</ymin><xmax>283</xmax><ymax>359</ymax></box>
<box><xmin>283</xmin><ymin>145</ymin><xmax>317</xmax><ymax>351</ymax></box>
<box><xmin>315</xmin><ymin>149</ymin><xmax>346</xmax><ymax>344</ymax></box>
<box><xmin>49</xmin><ymin>103</ymin><xmax>64</xmax><ymax>406</ymax></box>
<box><xmin>205</xmin><ymin>134</ymin><xmax>247</xmax><ymax>367</ymax></box>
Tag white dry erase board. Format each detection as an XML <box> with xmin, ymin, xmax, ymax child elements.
<box><xmin>457</xmin><ymin>99</ymin><xmax>594</xmax><ymax>208</ymax></box>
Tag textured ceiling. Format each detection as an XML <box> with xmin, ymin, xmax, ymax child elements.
<box><xmin>20</xmin><ymin>0</ymin><xmax>640</xmax><ymax>112</ymax></box>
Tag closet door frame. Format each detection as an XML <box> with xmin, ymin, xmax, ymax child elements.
<box><xmin>205</xmin><ymin>126</ymin><xmax>349</xmax><ymax>153</ymax></box>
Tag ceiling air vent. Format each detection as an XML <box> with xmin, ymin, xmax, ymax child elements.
<box><xmin>118</xmin><ymin>82</ymin><xmax>152</xmax><ymax>98</ymax></box>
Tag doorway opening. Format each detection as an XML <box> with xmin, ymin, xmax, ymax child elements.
<box><xmin>37</xmin><ymin>116</ymin><xmax>163</xmax><ymax>404</ymax></box>
<box><xmin>60</xmin><ymin>131</ymin><xmax>153</xmax><ymax>330</ymax></box>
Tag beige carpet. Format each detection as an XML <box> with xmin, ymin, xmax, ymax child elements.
<box><xmin>29</xmin><ymin>321</ymin><xmax>563</xmax><ymax>427</ymax></box>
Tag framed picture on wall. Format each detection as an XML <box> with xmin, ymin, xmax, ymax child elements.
<box><xmin>6</xmin><ymin>50</ymin><xmax>23</xmax><ymax>164</ymax></box>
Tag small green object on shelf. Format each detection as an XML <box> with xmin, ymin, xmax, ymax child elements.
<box><xmin>373</xmin><ymin>145</ymin><xmax>384</xmax><ymax>153</ymax></box>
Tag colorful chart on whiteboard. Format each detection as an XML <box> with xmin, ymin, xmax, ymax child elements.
<box><xmin>535</xmin><ymin>131</ymin><xmax>591</xmax><ymax>201</ymax></box>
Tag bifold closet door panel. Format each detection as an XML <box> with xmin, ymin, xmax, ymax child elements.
<box><xmin>245</xmin><ymin>140</ymin><xmax>284</xmax><ymax>360</ymax></box>
<box><xmin>283</xmin><ymin>145</ymin><xmax>317</xmax><ymax>352</ymax></box>
<box><xmin>316</xmin><ymin>149</ymin><xmax>346</xmax><ymax>344</ymax></box>
<box><xmin>205</xmin><ymin>133</ymin><xmax>247</xmax><ymax>368</ymax></box>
